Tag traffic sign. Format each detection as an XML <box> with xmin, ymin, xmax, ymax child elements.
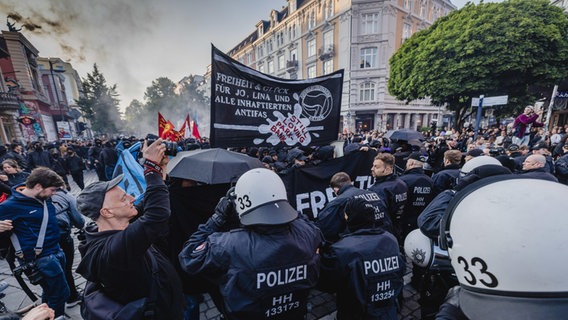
<box><xmin>471</xmin><ymin>95</ymin><xmax>508</xmax><ymax>107</ymax></box>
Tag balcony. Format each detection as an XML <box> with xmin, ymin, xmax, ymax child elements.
<box><xmin>286</xmin><ymin>60</ymin><xmax>298</xmax><ymax>73</ymax></box>
<box><xmin>318</xmin><ymin>45</ymin><xmax>335</xmax><ymax>61</ymax></box>
<box><xmin>0</xmin><ymin>92</ymin><xmax>20</xmax><ymax>112</ymax></box>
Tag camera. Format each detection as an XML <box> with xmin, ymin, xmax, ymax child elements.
<box><xmin>145</xmin><ymin>134</ymin><xmax>178</xmax><ymax>156</ymax></box>
<box><xmin>13</xmin><ymin>261</ymin><xmax>43</xmax><ymax>285</ymax></box>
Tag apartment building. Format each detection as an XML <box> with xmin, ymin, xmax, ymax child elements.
<box><xmin>227</xmin><ymin>0</ymin><xmax>456</xmax><ymax>133</ymax></box>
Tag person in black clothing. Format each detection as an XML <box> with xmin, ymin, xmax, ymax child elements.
<box><xmin>5</xmin><ymin>143</ymin><xmax>27</xmax><ymax>172</ymax></box>
<box><xmin>163</xmin><ymin>178</ymin><xmax>230</xmax><ymax>319</ymax></box>
<box><xmin>76</xmin><ymin>139</ymin><xmax>184</xmax><ymax>319</ymax></box>
<box><xmin>49</xmin><ymin>149</ymin><xmax>70</xmax><ymax>191</ymax></box>
<box><xmin>399</xmin><ymin>152</ymin><xmax>435</xmax><ymax>241</ymax></box>
<box><xmin>65</xmin><ymin>148</ymin><xmax>85</xmax><ymax>190</ymax></box>
<box><xmin>99</xmin><ymin>141</ymin><xmax>118</xmax><ymax>181</ymax></box>
<box><xmin>319</xmin><ymin>197</ymin><xmax>404</xmax><ymax>320</ymax></box>
<box><xmin>369</xmin><ymin>153</ymin><xmax>408</xmax><ymax>244</ymax></box>
<box><xmin>317</xmin><ymin>172</ymin><xmax>391</xmax><ymax>243</ymax></box>
<box><xmin>27</xmin><ymin>142</ymin><xmax>52</xmax><ymax>171</ymax></box>
<box><xmin>519</xmin><ymin>154</ymin><xmax>558</xmax><ymax>182</ymax></box>
<box><xmin>554</xmin><ymin>143</ymin><xmax>568</xmax><ymax>184</ymax></box>
<box><xmin>0</xmin><ymin>159</ymin><xmax>29</xmax><ymax>188</ymax></box>
<box><xmin>431</xmin><ymin>150</ymin><xmax>462</xmax><ymax>196</ymax></box>
<box><xmin>179</xmin><ymin>168</ymin><xmax>323</xmax><ymax>320</ymax></box>
<box><xmin>88</xmin><ymin>139</ymin><xmax>105</xmax><ymax>181</ymax></box>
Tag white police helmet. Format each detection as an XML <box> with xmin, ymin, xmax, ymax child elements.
<box><xmin>460</xmin><ymin>155</ymin><xmax>501</xmax><ymax>177</ymax></box>
<box><xmin>440</xmin><ymin>176</ymin><xmax>568</xmax><ymax>319</ymax></box>
<box><xmin>404</xmin><ymin>229</ymin><xmax>453</xmax><ymax>270</ymax></box>
<box><xmin>234</xmin><ymin>168</ymin><xmax>298</xmax><ymax>226</ymax></box>
<box><xmin>404</xmin><ymin>229</ymin><xmax>433</xmax><ymax>268</ymax></box>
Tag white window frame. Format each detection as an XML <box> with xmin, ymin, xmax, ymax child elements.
<box><xmin>323</xmin><ymin>59</ymin><xmax>333</xmax><ymax>75</ymax></box>
<box><xmin>361</xmin><ymin>13</ymin><xmax>379</xmax><ymax>35</ymax></box>
<box><xmin>307</xmin><ymin>39</ymin><xmax>316</xmax><ymax>57</ymax></box>
<box><xmin>360</xmin><ymin>47</ymin><xmax>377</xmax><ymax>69</ymax></box>
<box><xmin>307</xmin><ymin>65</ymin><xmax>316</xmax><ymax>79</ymax></box>
<box><xmin>359</xmin><ymin>82</ymin><xmax>376</xmax><ymax>102</ymax></box>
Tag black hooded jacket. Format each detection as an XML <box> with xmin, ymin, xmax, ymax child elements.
<box><xmin>76</xmin><ymin>173</ymin><xmax>183</xmax><ymax>319</ymax></box>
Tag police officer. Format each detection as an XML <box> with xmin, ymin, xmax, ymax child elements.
<box><xmin>519</xmin><ymin>154</ymin><xmax>558</xmax><ymax>182</ymax></box>
<box><xmin>431</xmin><ymin>150</ymin><xmax>462</xmax><ymax>196</ymax></box>
<box><xmin>179</xmin><ymin>168</ymin><xmax>323</xmax><ymax>320</ymax></box>
<box><xmin>369</xmin><ymin>153</ymin><xmax>408</xmax><ymax>244</ymax></box>
<box><xmin>316</xmin><ymin>172</ymin><xmax>391</xmax><ymax>243</ymax></box>
<box><xmin>319</xmin><ymin>197</ymin><xmax>404</xmax><ymax>320</ymax></box>
<box><xmin>399</xmin><ymin>152</ymin><xmax>434</xmax><ymax>241</ymax></box>
<box><xmin>436</xmin><ymin>177</ymin><xmax>568</xmax><ymax>319</ymax></box>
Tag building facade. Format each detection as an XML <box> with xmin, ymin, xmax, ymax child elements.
<box><xmin>0</xmin><ymin>30</ymin><xmax>84</xmax><ymax>143</ymax></box>
<box><xmin>226</xmin><ymin>0</ymin><xmax>456</xmax><ymax>134</ymax></box>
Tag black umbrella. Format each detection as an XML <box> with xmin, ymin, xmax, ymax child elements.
<box><xmin>167</xmin><ymin>148</ymin><xmax>263</xmax><ymax>184</ymax></box>
<box><xmin>384</xmin><ymin>129</ymin><xmax>424</xmax><ymax>141</ymax></box>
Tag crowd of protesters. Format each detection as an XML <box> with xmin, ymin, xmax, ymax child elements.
<box><xmin>0</xmin><ymin>106</ymin><xmax>566</xmax><ymax>319</ymax></box>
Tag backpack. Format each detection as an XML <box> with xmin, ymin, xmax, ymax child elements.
<box><xmin>81</xmin><ymin>252</ymin><xmax>158</xmax><ymax>320</ymax></box>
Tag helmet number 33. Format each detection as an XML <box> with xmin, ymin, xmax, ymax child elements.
<box><xmin>237</xmin><ymin>195</ymin><xmax>252</xmax><ymax>211</ymax></box>
<box><xmin>457</xmin><ymin>256</ymin><xmax>499</xmax><ymax>288</ymax></box>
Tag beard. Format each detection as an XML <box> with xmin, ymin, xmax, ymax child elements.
<box><xmin>34</xmin><ymin>194</ymin><xmax>49</xmax><ymax>201</ymax></box>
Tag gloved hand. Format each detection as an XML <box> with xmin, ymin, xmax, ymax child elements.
<box><xmin>209</xmin><ymin>194</ymin><xmax>238</xmax><ymax>230</ymax></box>
<box><xmin>443</xmin><ymin>285</ymin><xmax>461</xmax><ymax>308</ymax></box>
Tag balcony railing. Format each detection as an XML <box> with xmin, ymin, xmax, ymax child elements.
<box><xmin>0</xmin><ymin>92</ymin><xmax>20</xmax><ymax>111</ymax></box>
<box><xmin>286</xmin><ymin>60</ymin><xmax>298</xmax><ymax>73</ymax></box>
<box><xmin>318</xmin><ymin>45</ymin><xmax>335</xmax><ymax>61</ymax></box>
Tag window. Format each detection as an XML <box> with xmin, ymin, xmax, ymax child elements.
<box><xmin>325</xmin><ymin>0</ymin><xmax>334</xmax><ymax>19</ymax></box>
<box><xmin>404</xmin><ymin>0</ymin><xmax>411</xmax><ymax>10</ymax></box>
<box><xmin>268</xmin><ymin>60</ymin><xmax>274</xmax><ymax>74</ymax></box>
<box><xmin>259</xmin><ymin>63</ymin><xmax>265</xmax><ymax>73</ymax></box>
<box><xmin>323</xmin><ymin>59</ymin><xmax>333</xmax><ymax>75</ymax></box>
<box><xmin>308</xmin><ymin>10</ymin><xmax>316</xmax><ymax>29</ymax></box>
<box><xmin>323</xmin><ymin>30</ymin><xmax>333</xmax><ymax>48</ymax></box>
<box><xmin>290</xmin><ymin>49</ymin><xmax>297</xmax><ymax>61</ymax></box>
<box><xmin>307</xmin><ymin>65</ymin><xmax>316</xmax><ymax>79</ymax></box>
<box><xmin>278</xmin><ymin>55</ymin><xmax>285</xmax><ymax>70</ymax></box>
<box><xmin>247</xmin><ymin>52</ymin><xmax>253</xmax><ymax>64</ymax></box>
<box><xmin>307</xmin><ymin>39</ymin><xmax>316</xmax><ymax>57</ymax></box>
<box><xmin>359</xmin><ymin>82</ymin><xmax>376</xmax><ymax>102</ymax></box>
<box><xmin>403</xmin><ymin>23</ymin><xmax>412</xmax><ymax>42</ymax></box>
<box><xmin>361</xmin><ymin>13</ymin><xmax>379</xmax><ymax>34</ymax></box>
<box><xmin>360</xmin><ymin>47</ymin><xmax>377</xmax><ymax>68</ymax></box>
<box><xmin>420</xmin><ymin>0</ymin><xmax>427</xmax><ymax>17</ymax></box>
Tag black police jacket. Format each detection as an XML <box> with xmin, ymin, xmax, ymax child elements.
<box><xmin>518</xmin><ymin>168</ymin><xmax>558</xmax><ymax>182</ymax></box>
<box><xmin>319</xmin><ymin>228</ymin><xmax>405</xmax><ymax>320</ymax></box>
<box><xmin>400</xmin><ymin>168</ymin><xmax>435</xmax><ymax>237</ymax></box>
<box><xmin>179</xmin><ymin>216</ymin><xmax>323</xmax><ymax>320</ymax></box>
<box><xmin>431</xmin><ymin>165</ymin><xmax>460</xmax><ymax>196</ymax></box>
<box><xmin>316</xmin><ymin>184</ymin><xmax>391</xmax><ymax>243</ymax></box>
<box><xmin>368</xmin><ymin>174</ymin><xmax>408</xmax><ymax>238</ymax></box>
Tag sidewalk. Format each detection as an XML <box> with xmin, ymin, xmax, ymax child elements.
<box><xmin>0</xmin><ymin>170</ymin><xmax>422</xmax><ymax>319</ymax></box>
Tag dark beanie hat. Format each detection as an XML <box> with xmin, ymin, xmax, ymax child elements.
<box><xmin>345</xmin><ymin>197</ymin><xmax>375</xmax><ymax>231</ymax></box>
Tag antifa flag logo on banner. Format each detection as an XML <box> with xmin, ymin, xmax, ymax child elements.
<box><xmin>210</xmin><ymin>45</ymin><xmax>344</xmax><ymax>148</ymax></box>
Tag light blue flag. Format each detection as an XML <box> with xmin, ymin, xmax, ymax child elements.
<box><xmin>112</xmin><ymin>142</ymin><xmax>146</xmax><ymax>204</ymax></box>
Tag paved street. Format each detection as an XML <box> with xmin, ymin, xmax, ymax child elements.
<box><xmin>0</xmin><ymin>169</ymin><xmax>422</xmax><ymax>319</ymax></box>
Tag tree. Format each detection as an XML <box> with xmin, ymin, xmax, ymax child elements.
<box><xmin>144</xmin><ymin>77</ymin><xmax>183</xmax><ymax>118</ymax></box>
<box><xmin>388</xmin><ymin>0</ymin><xmax>568</xmax><ymax>129</ymax></box>
<box><xmin>76</xmin><ymin>64</ymin><xmax>123</xmax><ymax>135</ymax></box>
<box><xmin>124</xmin><ymin>99</ymin><xmax>145</xmax><ymax>136</ymax></box>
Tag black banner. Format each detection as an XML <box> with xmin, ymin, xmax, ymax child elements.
<box><xmin>210</xmin><ymin>45</ymin><xmax>344</xmax><ymax>148</ymax></box>
<box><xmin>282</xmin><ymin>150</ymin><xmax>378</xmax><ymax>220</ymax></box>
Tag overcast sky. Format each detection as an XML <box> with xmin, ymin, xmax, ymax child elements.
<box><xmin>0</xmin><ymin>0</ymin><xmax>503</xmax><ymax>111</ymax></box>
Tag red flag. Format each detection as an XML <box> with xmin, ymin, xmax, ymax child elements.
<box><xmin>178</xmin><ymin>115</ymin><xmax>190</xmax><ymax>139</ymax></box>
<box><xmin>191</xmin><ymin>115</ymin><xmax>201</xmax><ymax>140</ymax></box>
<box><xmin>158</xmin><ymin>112</ymin><xmax>167</xmax><ymax>138</ymax></box>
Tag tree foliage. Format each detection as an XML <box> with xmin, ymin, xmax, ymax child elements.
<box><xmin>76</xmin><ymin>64</ymin><xmax>123</xmax><ymax>135</ymax></box>
<box><xmin>388</xmin><ymin>0</ymin><xmax>568</xmax><ymax>129</ymax></box>
<box><xmin>122</xmin><ymin>76</ymin><xmax>209</xmax><ymax>136</ymax></box>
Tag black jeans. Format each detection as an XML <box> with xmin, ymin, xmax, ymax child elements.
<box><xmin>59</xmin><ymin>233</ymin><xmax>78</xmax><ymax>301</ymax></box>
<box><xmin>70</xmin><ymin>171</ymin><xmax>85</xmax><ymax>190</ymax></box>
